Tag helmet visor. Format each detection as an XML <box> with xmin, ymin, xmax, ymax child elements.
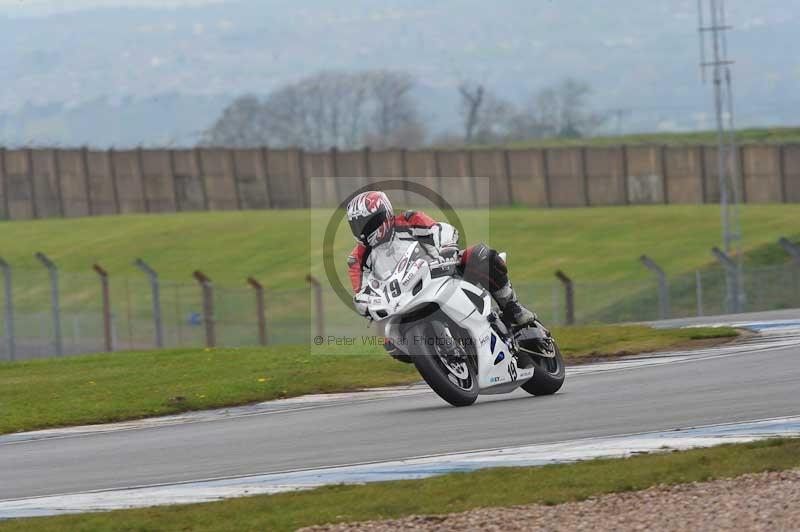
<box><xmin>350</xmin><ymin>211</ymin><xmax>386</xmax><ymax>243</ymax></box>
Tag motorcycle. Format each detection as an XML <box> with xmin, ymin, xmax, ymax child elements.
<box><xmin>361</xmin><ymin>240</ymin><xmax>565</xmax><ymax>407</ymax></box>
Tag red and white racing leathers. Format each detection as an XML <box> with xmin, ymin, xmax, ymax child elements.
<box><xmin>347</xmin><ymin>210</ymin><xmax>511</xmax><ymax>316</ymax></box>
<box><xmin>347</xmin><ymin>210</ymin><xmax>458</xmax><ymax>293</ymax></box>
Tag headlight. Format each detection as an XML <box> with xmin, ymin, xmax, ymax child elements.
<box><xmin>412</xmin><ymin>280</ymin><xmax>423</xmax><ymax>295</ymax></box>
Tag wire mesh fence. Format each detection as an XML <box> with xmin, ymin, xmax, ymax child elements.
<box><xmin>1</xmin><ymin>261</ymin><xmax>799</xmax><ymax>361</ymax></box>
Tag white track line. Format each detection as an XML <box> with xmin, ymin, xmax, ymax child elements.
<box><xmin>2</xmin><ymin>415</ymin><xmax>799</xmax><ymax>520</ymax></box>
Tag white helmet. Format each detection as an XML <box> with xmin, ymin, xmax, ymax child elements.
<box><xmin>346</xmin><ymin>191</ymin><xmax>395</xmax><ymax>247</ymax></box>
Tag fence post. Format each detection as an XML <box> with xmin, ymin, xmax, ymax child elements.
<box><xmin>193</xmin><ymin>270</ymin><xmax>216</xmax><ymax>348</ymax></box>
<box><xmin>780</xmin><ymin>237</ymin><xmax>800</xmax><ymax>302</ymax></box>
<box><xmin>35</xmin><ymin>252</ymin><xmax>62</xmax><ymax>357</ymax></box>
<box><xmin>778</xmin><ymin>237</ymin><xmax>800</xmax><ymax>264</ymax></box>
<box><xmin>26</xmin><ymin>149</ymin><xmax>38</xmax><ymax>219</ymax></box>
<box><xmin>134</xmin><ymin>258</ymin><xmax>164</xmax><ymax>348</ymax></box>
<box><xmin>579</xmin><ymin>146</ymin><xmax>590</xmax><ymax>206</ymax></box>
<box><xmin>247</xmin><ymin>277</ymin><xmax>267</xmax><ymax>346</ymax></box>
<box><xmin>0</xmin><ymin>148</ymin><xmax>8</xmax><ymax>220</ymax></box>
<box><xmin>93</xmin><ymin>264</ymin><xmax>113</xmax><ymax>352</ymax></box>
<box><xmin>81</xmin><ymin>146</ymin><xmax>94</xmax><ymax>216</ymax></box>
<box><xmin>554</xmin><ymin>270</ymin><xmax>575</xmax><ymax>326</ymax></box>
<box><xmin>330</xmin><ymin>147</ymin><xmax>341</xmax><ymax>204</ymax></box>
<box><xmin>711</xmin><ymin>247</ymin><xmax>740</xmax><ymax>314</ymax></box>
<box><xmin>639</xmin><ymin>255</ymin><xmax>670</xmax><ymax>320</ymax></box>
<box><xmin>542</xmin><ymin>148</ymin><xmax>552</xmax><ymax>207</ymax></box>
<box><xmin>305</xmin><ymin>275</ymin><xmax>324</xmax><ymax>338</ymax></box>
<box><xmin>551</xmin><ymin>284</ymin><xmax>560</xmax><ymax>325</ymax></box>
<box><xmin>0</xmin><ymin>258</ymin><xmax>14</xmax><ymax>361</ymax></box>
<box><xmin>695</xmin><ymin>270</ymin><xmax>704</xmax><ymax>317</ymax></box>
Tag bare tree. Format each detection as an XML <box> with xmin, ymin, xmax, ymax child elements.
<box><xmin>367</xmin><ymin>70</ymin><xmax>425</xmax><ymax>148</ymax></box>
<box><xmin>458</xmin><ymin>82</ymin><xmax>485</xmax><ymax>143</ymax></box>
<box><xmin>386</xmin><ymin>120</ymin><xmax>428</xmax><ymax>148</ymax></box>
<box><xmin>532</xmin><ymin>88</ymin><xmax>561</xmax><ymax>137</ymax></box>
<box><xmin>205</xmin><ymin>74</ymin><xmax>603</xmax><ymax>150</ymax></box>
<box><xmin>442</xmin><ymin>77</ymin><xmax>606</xmax><ymax>146</ymax></box>
<box><xmin>455</xmin><ymin>82</ymin><xmax>521</xmax><ymax>144</ymax></box>
<box><xmin>203</xmin><ymin>95</ymin><xmax>267</xmax><ymax>147</ymax></box>
<box><xmin>472</xmin><ymin>93</ymin><xmax>517</xmax><ymax>144</ymax></box>
<box><xmin>315</xmin><ymin>72</ymin><xmax>370</xmax><ymax>149</ymax></box>
<box><xmin>491</xmin><ymin>78</ymin><xmax>606</xmax><ymax>142</ymax></box>
<box><xmin>259</xmin><ymin>82</ymin><xmax>312</xmax><ymax>148</ymax></box>
<box><xmin>262</xmin><ymin>72</ymin><xmax>371</xmax><ymax>150</ymax></box>
<box><xmin>205</xmin><ymin>70</ymin><xmax>424</xmax><ymax>150</ymax></box>
<box><xmin>557</xmin><ymin>78</ymin><xmax>592</xmax><ymax>138</ymax></box>
<box><xmin>524</xmin><ymin>78</ymin><xmax>605</xmax><ymax>139</ymax></box>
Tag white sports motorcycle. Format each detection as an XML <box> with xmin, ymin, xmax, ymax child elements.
<box><xmin>362</xmin><ymin>241</ymin><xmax>565</xmax><ymax>407</ymax></box>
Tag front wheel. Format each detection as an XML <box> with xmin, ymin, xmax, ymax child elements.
<box><xmin>409</xmin><ymin>321</ymin><xmax>478</xmax><ymax>407</ymax></box>
<box><xmin>521</xmin><ymin>342</ymin><xmax>565</xmax><ymax>396</ymax></box>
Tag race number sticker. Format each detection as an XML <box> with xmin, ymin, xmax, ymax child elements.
<box><xmin>507</xmin><ymin>361</ymin><xmax>518</xmax><ymax>381</ymax></box>
<box><xmin>383</xmin><ymin>280</ymin><xmax>401</xmax><ymax>300</ymax></box>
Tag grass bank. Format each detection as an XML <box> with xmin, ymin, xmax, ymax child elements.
<box><xmin>0</xmin><ymin>325</ymin><xmax>736</xmax><ymax>434</ymax></box>
<box><xmin>0</xmin><ymin>206</ymin><xmax>797</xmax><ymax>288</ymax></box>
<box><xmin>2</xmin><ymin>437</ymin><xmax>797</xmax><ymax>532</ymax></box>
<box><xmin>0</xmin><ymin>205</ymin><xmax>794</xmax><ymax>343</ymax></box>
<box><xmin>589</xmin><ymin>234</ymin><xmax>800</xmax><ymax>322</ymax></box>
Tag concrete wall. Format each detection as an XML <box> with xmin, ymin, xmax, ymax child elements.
<box><xmin>546</xmin><ymin>148</ymin><xmax>587</xmax><ymax>207</ymax></box>
<box><xmin>741</xmin><ymin>145</ymin><xmax>783</xmax><ymax>203</ymax></box>
<box><xmin>232</xmin><ymin>148</ymin><xmax>271</xmax><ymax>210</ymax></box>
<box><xmin>625</xmin><ymin>146</ymin><xmax>665</xmax><ymax>205</ymax></box>
<box><xmin>585</xmin><ymin>147</ymin><xmax>626</xmax><ymax>206</ymax></box>
<box><xmin>783</xmin><ymin>145</ymin><xmax>800</xmax><ymax>203</ymax></box>
<box><xmin>0</xmin><ymin>144</ymin><xmax>798</xmax><ymax>220</ymax></box>
<box><xmin>663</xmin><ymin>146</ymin><xmax>705</xmax><ymax>204</ymax></box>
<box><xmin>506</xmin><ymin>149</ymin><xmax>548</xmax><ymax>207</ymax></box>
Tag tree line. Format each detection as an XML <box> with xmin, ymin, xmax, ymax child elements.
<box><xmin>203</xmin><ymin>70</ymin><xmax>606</xmax><ymax>150</ymax></box>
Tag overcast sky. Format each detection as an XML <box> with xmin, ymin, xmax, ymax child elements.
<box><xmin>0</xmin><ymin>0</ymin><xmax>225</xmax><ymax>15</ymax></box>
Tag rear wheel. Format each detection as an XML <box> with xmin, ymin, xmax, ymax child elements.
<box><xmin>521</xmin><ymin>342</ymin><xmax>565</xmax><ymax>396</ymax></box>
<box><xmin>409</xmin><ymin>321</ymin><xmax>478</xmax><ymax>407</ymax></box>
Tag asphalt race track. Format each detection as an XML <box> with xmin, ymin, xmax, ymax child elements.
<box><xmin>2</xmin><ymin>315</ymin><xmax>800</xmax><ymax>510</ymax></box>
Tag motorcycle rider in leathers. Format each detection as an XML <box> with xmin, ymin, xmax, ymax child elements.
<box><xmin>346</xmin><ymin>191</ymin><xmax>536</xmax><ymax>361</ymax></box>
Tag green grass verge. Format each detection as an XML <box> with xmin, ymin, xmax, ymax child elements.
<box><xmin>0</xmin><ymin>325</ymin><xmax>736</xmax><ymax>435</ymax></box>
<box><xmin>555</xmin><ymin>324</ymin><xmax>737</xmax><ymax>359</ymax></box>
<box><xmin>3</xmin><ymin>437</ymin><xmax>797</xmax><ymax>532</ymax></box>
<box><xmin>0</xmin><ymin>344</ymin><xmax>415</xmax><ymax>435</ymax></box>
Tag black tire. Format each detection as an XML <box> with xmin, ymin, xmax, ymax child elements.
<box><xmin>408</xmin><ymin>322</ymin><xmax>478</xmax><ymax>407</ymax></box>
<box><xmin>521</xmin><ymin>342</ymin><xmax>565</xmax><ymax>396</ymax></box>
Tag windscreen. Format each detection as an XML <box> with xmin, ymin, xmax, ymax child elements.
<box><xmin>370</xmin><ymin>240</ymin><xmax>418</xmax><ymax>281</ymax></box>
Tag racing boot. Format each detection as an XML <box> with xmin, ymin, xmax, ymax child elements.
<box><xmin>493</xmin><ymin>282</ymin><xmax>537</xmax><ymax>326</ymax></box>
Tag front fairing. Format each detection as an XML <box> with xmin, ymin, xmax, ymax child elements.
<box><xmin>364</xmin><ymin>242</ymin><xmax>432</xmax><ymax>320</ymax></box>
<box><xmin>365</xmin><ymin>245</ymin><xmax>534</xmax><ymax>393</ymax></box>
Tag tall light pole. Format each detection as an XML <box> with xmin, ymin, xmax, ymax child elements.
<box><xmin>698</xmin><ymin>0</ymin><xmax>744</xmax><ymax>312</ymax></box>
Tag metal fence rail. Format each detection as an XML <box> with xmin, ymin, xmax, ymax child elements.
<box><xmin>1</xmin><ymin>258</ymin><xmax>799</xmax><ymax>361</ymax></box>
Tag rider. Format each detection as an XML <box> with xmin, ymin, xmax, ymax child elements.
<box><xmin>346</xmin><ymin>191</ymin><xmax>536</xmax><ymax>329</ymax></box>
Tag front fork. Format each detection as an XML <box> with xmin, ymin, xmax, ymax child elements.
<box><xmin>488</xmin><ymin>310</ymin><xmax>516</xmax><ymax>351</ymax></box>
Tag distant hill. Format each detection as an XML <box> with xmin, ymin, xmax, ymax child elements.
<box><xmin>0</xmin><ymin>93</ymin><xmax>230</xmax><ymax>148</ymax></box>
<box><xmin>2</xmin><ymin>0</ymin><xmax>799</xmax><ymax>147</ymax></box>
